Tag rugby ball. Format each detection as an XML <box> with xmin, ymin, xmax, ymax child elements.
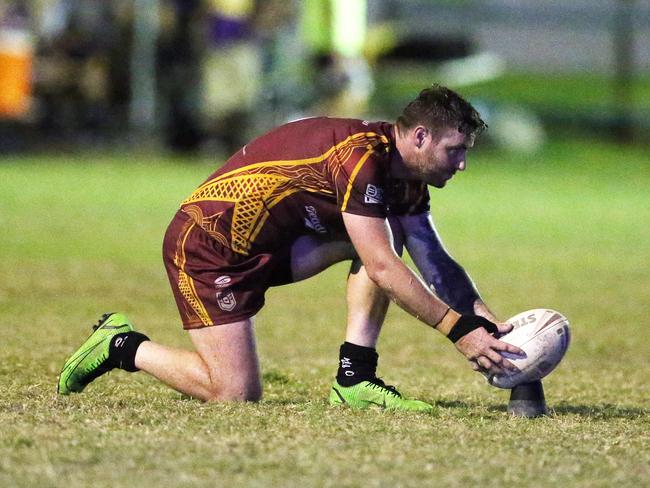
<box><xmin>487</xmin><ymin>308</ymin><xmax>570</xmax><ymax>389</ymax></box>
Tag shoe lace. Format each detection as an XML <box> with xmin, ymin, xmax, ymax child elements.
<box><xmin>85</xmin><ymin>315</ymin><xmax>115</xmax><ymax>374</ymax></box>
<box><xmin>92</xmin><ymin>312</ymin><xmax>116</xmax><ymax>332</ymax></box>
<box><xmin>368</xmin><ymin>377</ymin><xmax>402</xmax><ymax>398</ymax></box>
<box><xmin>92</xmin><ymin>314</ymin><xmax>109</xmax><ymax>331</ymax></box>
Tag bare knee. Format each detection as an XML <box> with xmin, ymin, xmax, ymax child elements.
<box><xmin>203</xmin><ymin>381</ymin><xmax>262</xmax><ymax>403</ymax></box>
<box><xmin>188</xmin><ymin>320</ymin><xmax>263</xmax><ymax>403</ymax></box>
<box><xmin>222</xmin><ymin>385</ymin><xmax>262</xmax><ymax>402</ymax></box>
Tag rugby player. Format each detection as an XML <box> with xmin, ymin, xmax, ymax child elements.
<box><xmin>58</xmin><ymin>85</ymin><xmax>523</xmax><ymax>411</ymax></box>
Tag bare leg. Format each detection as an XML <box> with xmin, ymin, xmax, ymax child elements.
<box><xmin>289</xmin><ymin>235</ymin><xmax>391</xmax><ymax>347</ymax></box>
<box><xmin>132</xmin><ymin>225</ymin><xmax>398</xmax><ymax>402</ymax></box>
<box><xmin>290</xmin><ymin>235</ymin><xmax>356</xmax><ymax>282</ymax></box>
<box><xmin>344</xmin><ymin>217</ymin><xmax>404</xmax><ymax>347</ymax></box>
<box><xmin>134</xmin><ymin>318</ymin><xmax>262</xmax><ymax>402</ymax></box>
<box><xmin>345</xmin><ymin>259</ymin><xmax>390</xmax><ymax>347</ymax></box>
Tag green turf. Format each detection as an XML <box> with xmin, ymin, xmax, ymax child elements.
<box><xmin>373</xmin><ymin>70</ymin><xmax>650</xmax><ymax>121</ymax></box>
<box><xmin>459</xmin><ymin>72</ymin><xmax>650</xmax><ymax>111</ymax></box>
<box><xmin>1</xmin><ymin>141</ymin><xmax>649</xmax><ymax>487</ymax></box>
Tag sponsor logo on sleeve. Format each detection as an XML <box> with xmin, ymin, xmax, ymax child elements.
<box><xmin>216</xmin><ymin>290</ymin><xmax>237</xmax><ymax>312</ymax></box>
<box><xmin>364</xmin><ymin>184</ymin><xmax>384</xmax><ymax>204</ymax></box>
<box><xmin>304</xmin><ymin>205</ymin><xmax>327</xmax><ymax>234</ymax></box>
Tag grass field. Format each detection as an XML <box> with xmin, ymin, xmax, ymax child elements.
<box><xmin>1</xmin><ymin>140</ymin><xmax>649</xmax><ymax>487</ymax></box>
<box><xmin>374</xmin><ymin>70</ymin><xmax>650</xmax><ymax>117</ymax></box>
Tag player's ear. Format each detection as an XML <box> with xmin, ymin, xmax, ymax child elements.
<box><xmin>413</xmin><ymin>126</ymin><xmax>429</xmax><ymax>149</ymax></box>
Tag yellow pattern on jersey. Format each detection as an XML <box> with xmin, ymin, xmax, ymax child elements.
<box><xmin>174</xmin><ymin>219</ymin><xmax>213</xmax><ymax>326</ymax></box>
<box><xmin>182</xmin><ymin>132</ymin><xmax>390</xmax><ymax>255</ymax></box>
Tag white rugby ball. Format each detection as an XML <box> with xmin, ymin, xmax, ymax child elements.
<box><xmin>487</xmin><ymin>308</ymin><xmax>570</xmax><ymax>389</ymax></box>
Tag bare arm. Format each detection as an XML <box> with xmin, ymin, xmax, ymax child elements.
<box><xmin>344</xmin><ymin>212</ymin><xmax>523</xmax><ymax>374</ymax></box>
<box><xmin>343</xmin><ymin>213</ymin><xmax>450</xmax><ymax>327</ymax></box>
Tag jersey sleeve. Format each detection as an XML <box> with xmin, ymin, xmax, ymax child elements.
<box><xmin>334</xmin><ymin>146</ymin><xmax>389</xmax><ymax>219</ymax></box>
<box><xmin>387</xmin><ymin>179</ymin><xmax>430</xmax><ymax>216</ymax></box>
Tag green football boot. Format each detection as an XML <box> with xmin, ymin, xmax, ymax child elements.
<box><xmin>329</xmin><ymin>378</ymin><xmax>435</xmax><ymax>413</ymax></box>
<box><xmin>57</xmin><ymin>313</ymin><xmax>134</xmax><ymax>395</ymax></box>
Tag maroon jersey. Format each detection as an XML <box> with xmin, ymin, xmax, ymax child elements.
<box><xmin>180</xmin><ymin>117</ymin><xmax>429</xmax><ymax>256</ymax></box>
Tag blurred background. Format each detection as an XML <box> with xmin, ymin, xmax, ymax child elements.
<box><xmin>0</xmin><ymin>0</ymin><xmax>649</xmax><ymax>156</ymax></box>
<box><xmin>1</xmin><ymin>8</ymin><xmax>649</xmax><ymax>484</ymax></box>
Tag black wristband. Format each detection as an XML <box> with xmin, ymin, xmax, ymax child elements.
<box><xmin>447</xmin><ymin>315</ymin><xmax>498</xmax><ymax>343</ymax></box>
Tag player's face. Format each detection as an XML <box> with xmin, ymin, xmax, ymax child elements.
<box><xmin>412</xmin><ymin>127</ymin><xmax>473</xmax><ymax>188</ymax></box>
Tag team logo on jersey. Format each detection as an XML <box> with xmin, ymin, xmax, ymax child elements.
<box><xmin>214</xmin><ymin>275</ymin><xmax>232</xmax><ymax>288</ymax></box>
<box><xmin>364</xmin><ymin>184</ymin><xmax>384</xmax><ymax>204</ymax></box>
<box><xmin>304</xmin><ymin>205</ymin><xmax>327</xmax><ymax>234</ymax></box>
<box><xmin>216</xmin><ymin>290</ymin><xmax>237</xmax><ymax>312</ymax></box>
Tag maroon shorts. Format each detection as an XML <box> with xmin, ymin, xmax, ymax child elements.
<box><xmin>162</xmin><ymin>210</ymin><xmax>293</xmax><ymax>329</ymax></box>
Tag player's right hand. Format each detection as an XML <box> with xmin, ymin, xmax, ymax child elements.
<box><xmin>454</xmin><ymin>326</ymin><xmax>524</xmax><ymax>376</ymax></box>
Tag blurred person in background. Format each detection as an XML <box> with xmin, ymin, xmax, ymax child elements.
<box><xmin>300</xmin><ymin>0</ymin><xmax>373</xmax><ymax>118</ymax></box>
<box><xmin>157</xmin><ymin>0</ymin><xmax>203</xmax><ymax>151</ymax></box>
<box><xmin>0</xmin><ymin>0</ymin><xmax>33</xmax><ymax>121</ymax></box>
<box><xmin>200</xmin><ymin>0</ymin><xmax>261</xmax><ymax>154</ymax></box>
<box><xmin>58</xmin><ymin>84</ymin><xmax>523</xmax><ymax>411</ymax></box>
<box><xmin>30</xmin><ymin>0</ymin><xmax>129</xmax><ymax>139</ymax></box>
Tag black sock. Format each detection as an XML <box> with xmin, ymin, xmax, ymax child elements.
<box><xmin>108</xmin><ymin>332</ymin><xmax>150</xmax><ymax>372</ymax></box>
<box><xmin>336</xmin><ymin>341</ymin><xmax>378</xmax><ymax>387</ymax></box>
